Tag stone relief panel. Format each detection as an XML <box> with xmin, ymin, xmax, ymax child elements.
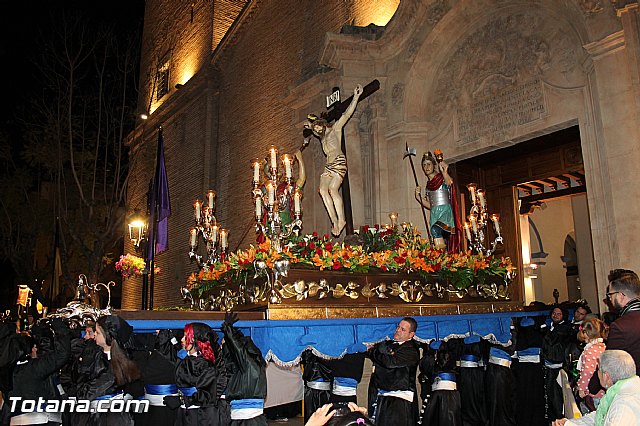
<box><xmin>578</xmin><ymin>0</ymin><xmax>604</xmax><ymax>15</ymax></box>
<box><xmin>427</xmin><ymin>12</ymin><xmax>588</xmax><ymax>146</ymax></box>
<box><xmin>427</xmin><ymin>0</ymin><xmax>451</xmax><ymax>25</ymax></box>
<box><xmin>391</xmin><ymin>83</ymin><xmax>405</xmax><ymax>106</ymax></box>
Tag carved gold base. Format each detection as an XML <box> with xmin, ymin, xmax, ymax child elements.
<box><xmin>265</xmin><ymin>300</ymin><xmax>523</xmax><ymax>320</ymax></box>
<box><xmin>182</xmin><ymin>264</ymin><xmax>520</xmax><ymax>321</ymax></box>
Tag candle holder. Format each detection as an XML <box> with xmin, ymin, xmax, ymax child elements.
<box><xmin>252</xmin><ymin>149</ymin><xmax>304</xmax><ymax>253</ymax></box>
<box><xmin>189</xmin><ymin>190</ymin><xmax>228</xmax><ymax>267</ymax></box>
<box><xmin>463</xmin><ymin>183</ymin><xmax>503</xmax><ymax>256</ymax></box>
<box><xmin>48</xmin><ymin>274</ymin><xmax>114</xmax><ymax>328</ymax></box>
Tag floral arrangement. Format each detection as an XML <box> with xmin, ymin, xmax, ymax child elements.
<box><xmin>187</xmin><ymin>224</ymin><xmax>514</xmax><ymax>296</ymax></box>
<box><xmin>115</xmin><ymin>253</ymin><xmax>160</xmax><ymax>279</ymax></box>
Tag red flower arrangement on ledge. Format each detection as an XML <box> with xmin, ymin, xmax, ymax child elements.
<box><xmin>115</xmin><ymin>253</ymin><xmax>161</xmax><ymax>279</ymax></box>
<box><xmin>187</xmin><ymin>223</ymin><xmax>514</xmax><ymax>296</ymax></box>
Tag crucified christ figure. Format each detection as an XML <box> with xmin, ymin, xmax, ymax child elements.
<box><xmin>304</xmin><ymin>84</ymin><xmax>363</xmax><ymax>237</ymax></box>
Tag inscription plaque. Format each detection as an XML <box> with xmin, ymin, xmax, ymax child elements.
<box><xmin>455</xmin><ymin>78</ymin><xmax>546</xmax><ymax>145</ymax></box>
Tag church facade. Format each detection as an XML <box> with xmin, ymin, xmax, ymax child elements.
<box><xmin>124</xmin><ymin>0</ymin><xmax>640</xmax><ymax>312</ymax></box>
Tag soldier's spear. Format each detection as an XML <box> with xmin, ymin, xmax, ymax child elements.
<box><xmin>404</xmin><ymin>142</ymin><xmax>432</xmax><ymax>242</ymax></box>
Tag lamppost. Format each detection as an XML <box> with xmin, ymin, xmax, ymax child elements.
<box><xmin>128</xmin><ymin>209</ymin><xmax>149</xmax><ymax>309</ymax></box>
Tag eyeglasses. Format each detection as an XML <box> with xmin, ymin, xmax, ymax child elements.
<box><xmin>606</xmin><ymin>291</ymin><xmax>621</xmax><ymax>299</ymax></box>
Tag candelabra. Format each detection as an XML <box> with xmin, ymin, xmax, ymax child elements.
<box><xmin>463</xmin><ymin>183</ymin><xmax>503</xmax><ymax>256</ymax></box>
<box><xmin>251</xmin><ymin>145</ymin><xmax>303</xmax><ymax>253</ymax></box>
<box><xmin>189</xmin><ymin>190</ymin><xmax>229</xmax><ymax>267</ymax></box>
<box><xmin>48</xmin><ymin>274</ymin><xmax>114</xmax><ymax>327</ymax></box>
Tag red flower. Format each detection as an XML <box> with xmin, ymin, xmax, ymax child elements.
<box><xmin>401</xmin><ymin>252</ymin><xmax>408</xmax><ymax>258</ymax></box>
<box><xmin>332</xmin><ymin>261</ymin><xmax>341</xmax><ymax>270</ymax></box>
<box><xmin>323</xmin><ymin>234</ymin><xmax>329</xmax><ymax>240</ymax></box>
<box><xmin>433</xmin><ymin>263</ymin><xmax>442</xmax><ymax>271</ymax></box>
<box><xmin>316</xmin><ymin>248</ymin><xmax>323</xmax><ymax>256</ymax></box>
<box><xmin>312</xmin><ymin>232</ymin><xmax>318</xmax><ymax>237</ymax></box>
<box><xmin>298</xmin><ymin>242</ymin><xmax>305</xmax><ymax>246</ymax></box>
<box><xmin>362</xmin><ymin>225</ymin><xmax>369</xmax><ymax>232</ymax></box>
<box><xmin>393</xmin><ymin>256</ymin><xmax>406</xmax><ymax>264</ymax></box>
<box><xmin>325</xmin><ymin>243</ymin><xmax>333</xmax><ymax>252</ymax></box>
<box><xmin>309</xmin><ymin>242</ymin><xmax>316</xmax><ymax>249</ymax></box>
<box><xmin>381</xmin><ymin>265</ymin><xmax>388</xmax><ymax>271</ymax></box>
<box><xmin>375</xmin><ymin>224</ymin><xmax>380</xmax><ymax>230</ymax></box>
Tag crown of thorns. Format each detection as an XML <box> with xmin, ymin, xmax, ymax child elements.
<box><xmin>304</xmin><ymin>113</ymin><xmax>328</xmax><ymax>128</ymax></box>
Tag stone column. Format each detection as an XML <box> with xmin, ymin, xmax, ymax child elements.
<box><xmin>584</xmin><ymin>17</ymin><xmax>640</xmax><ymax>310</ymax></box>
<box><xmin>616</xmin><ymin>2</ymin><xmax>640</xmax><ymax>124</ymax></box>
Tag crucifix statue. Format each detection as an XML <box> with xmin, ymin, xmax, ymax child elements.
<box><xmin>304</xmin><ymin>79</ymin><xmax>379</xmax><ymax>237</ymax></box>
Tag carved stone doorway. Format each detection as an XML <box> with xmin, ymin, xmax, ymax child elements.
<box><xmin>454</xmin><ymin>125</ymin><xmax>598</xmax><ymax>309</ymax></box>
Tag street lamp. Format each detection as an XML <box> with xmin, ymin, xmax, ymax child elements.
<box><xmin>128</xmin><ymin>210</ymin><xmax>150</xmax><ymax>310</ymax></box>
<box><xmin>128</xmin><ymin>210</ymin><xmax>148</xmax><ymax>251</ymax></box>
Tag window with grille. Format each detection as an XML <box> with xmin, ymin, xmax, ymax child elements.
<box><xmin>156</xmin><ymin>53</ymin><xmax>170</xmax><ymax>101</ymax></box>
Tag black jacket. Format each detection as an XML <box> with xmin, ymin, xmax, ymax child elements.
<box><xmin>300</xmin><ymin>349</ymin><xmax>332</xmax><ymax>383</ymax></box>
<box><xmin>541</xmin><ymin>320</ymin><xmax>572</xmax><ymax>364</ymax></box>
<box><xmin>8</xmin><ymin>325</ymin><xmax>71</xmax><ymax>402</ymax></box>
<box><xmin>221</xmin><ymin>322</ymin><xmax>267</xmax><ymax>402</ymax></box>
<box><xmin>369</xmin><ymin>339</ymin><xmax>420</xmax><ymax>392</ymax></box>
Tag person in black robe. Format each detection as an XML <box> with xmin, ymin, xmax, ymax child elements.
<box><xmin>220</xmin><ymin>312</ymin><xmax>267</xmax><ymax>426</ymax></box>
<box><xmin>59</xmin><ymin>326</ymin><xmax>97</xmax><ymax>426</ymax></box>
<box><xmin>485</xmin><ymin>344</ymin><xmax>517</xmax><ymax>426</ymax></box>
<box><xmin>299</xmin><ymin>346</ymin><xmax>332</xmax><ymax>423</ymax></box>
<box><xmin>325</xmin><ymin>343</ymin><xmax>366</xmax><ymax>405</ymax></box>
<box><xmin>417</xmin><ymin>340</ymin><xmax>436</xmax><ymax>422</ymax></box>
<box><xmin>513</xmin><ymin>316</ymin><xmax>546</xmax><ymax>426</ymax></box>
<box><xmin>420</xmin><ymin>339</ymin><xmax>462</xmax><ymax>426</ymax></box>
<box><xmin>0</xmin><ymin>322</ymin><xmax>24</xmax><ymax>423</ymax></box>
<box><xmin>541</xmin><ymin>306</ymin><xmax>572</xmax><ymax>423</ymax></box>
<box><xmin>367</xmin><ymin>317</ymin><xmax>420</xmax><ymax>426</ymax></box>
<box><xmin>74</xmin><ymin>314</ymin><xmax>144</xmax><ymax>426</ymax></box>
<box><xmin>164</xmin><ymin>322</ymin><xmax>229</xmax><ymax>426</ymax></box>
<box><xmin>6</xmin><ymin>318</ymin><xmax>71</xmax><ymax>425</ymax></box>
<box><xmin>458</xmin><ymin>335</ymin><xmax>488</xmax><ymax>426</ymax></box>
<box><xmin>133</xmin><ymin>330</ymin><xmax>181</xmax><ymax>426</ymax></box>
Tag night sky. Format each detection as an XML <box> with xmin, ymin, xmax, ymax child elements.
<box><xmin>0</xmin><ymin>0</ymin><xmax>145</xmax><ymax>136</ymax></box>
<box><xmin>0</xmin><ymin>0</ymin><xmax>144</xmax><ymax>307</ymax></box>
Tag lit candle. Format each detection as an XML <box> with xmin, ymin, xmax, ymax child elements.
<box><xmin>477</xmin><ymin>189</ymin><xmax>486</xmax><ymax>209</ymax></box>
<box><xmin>252</xmin><ymin>159</ymin><xmax>260</xmax><ymax>183</ymax></box>
<box><xmin>255</xmin><ymin>196</ymin><xmax>262</xmax><ymax>219</ymax></box>
<box><xmin>207</xmin><ymin>190</ymin><xmax>215</xmax><ymax>208</ymax></box>
<box><xmin>463</xmin><ymin>222</ymin><xmax>472</xmax><ymax>241</ymax></box>
<box><xmin>294</xmin><ymin>191</ymin><xmax>301</xmax><ymax>214</ymax></box>
<box><xmin>220</xmin><ymin>229</ymin><xmax>228</xmax><ymax>249</ymax></box>
<box><xmin>467</xmin><ymin>183</ymin><xmax>477</xmax><ymax>205</ymax></box>
<box><xmin>267</xmin><ymin>182</ymin><xmax>275</xmax><ymax>205</ymax></box>
<box><xmin>283</xmin><ymin>155</ymin><xmax>292</xmax><ymax>179</ymax></box>
<box><xmin>194</xmin><ymin>200</ymin><xmax>201</xmax><ymax>221</ymax></box>
<box><xmin>270</xmin><ymin>147</ymin><xmax>277</xmax><ymax>170</ymax></box>
<box><xmin>211</xmin><ymin>225</ymin><xmax>219</xmax><ymax>244</ymax></box>
<box><xmin>491</xmin><ymin>213</ymin><xmax>501</xmax><ymax>236</ymax></box>
<box><xmin>190</xmin><ymin>228</ymin><xmax>197</xmax><ymax>248</ymax></box>
<box><xmin>389</xmin><ymin>212</ymin><xmax>398</xmax><ymax>227</ymax></box>
<box><xmin>468</xmin><ymin>214</ymin><xmax>478</xmax><ymax>233</ymax></box>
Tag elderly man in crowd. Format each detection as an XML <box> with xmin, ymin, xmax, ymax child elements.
<box><xmin>553</xmin><ymin>350</ymin><xmax>640</xmax><ymax>425</ymax></box>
